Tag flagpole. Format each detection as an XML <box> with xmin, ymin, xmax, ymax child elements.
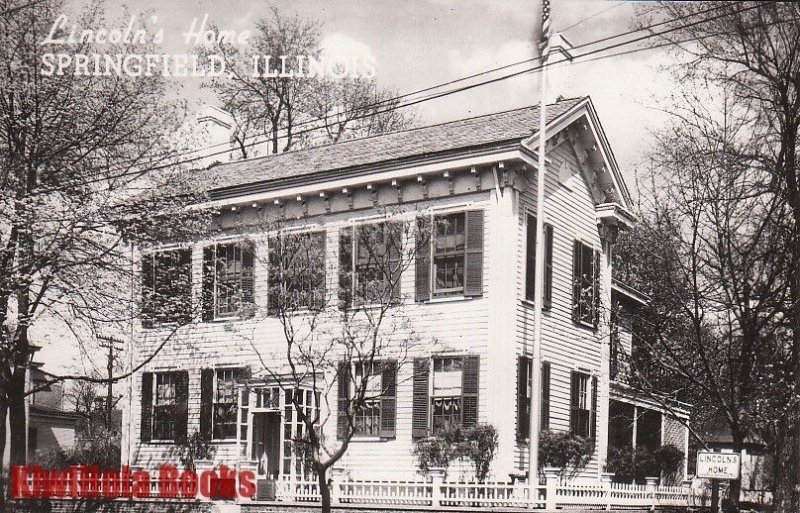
<box><xmin>529</xmin><ymin>0</ymin><xmax>550</xmax><ymax>498</ymax></box>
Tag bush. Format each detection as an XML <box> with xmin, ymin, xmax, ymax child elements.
<box><xmin>412</xmin><ymin>424</ymin><xmax>499</xmax><ymax>482</ymax></box>
<box><xmin>538</xmin><ymin>430</ymin><xmax>594</xmax><ymax>479</ymax></box>
<box><xmin>605</xmin><ymin>444</ymin><xmax>684</xmax><ymax>484</ymax></box>
<box><xmin>35</xmin><ymin>424</ymin><xmax>120</xmax><ymax>470</ymax></box>
<box><xmin>179</xmin><ymin>430</ymin><xmax>217</xmax><ymax>471</ymax></box>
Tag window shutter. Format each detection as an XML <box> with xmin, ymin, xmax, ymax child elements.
<box><xmin>571</xmin><ymin>241</ymin><xmax>581</xmax><ymax>323</ymax></box>
<box><xmin>338</xmin><ymin>227</ymin><xmax>353</xmax><ymax>310</ymax></box>
<box><xmin>141</xmin><ymin>255</ymin><xmax>154</xmax><ymax>329</ymax></box>
<box><xmin>140</xmin><ymin>372</ymin><xmax>153</xmax><ymax>443</ymax></box>
<box><xmin>569</xmin><ymin>371</ymin><xmax>579</xmax><ymax>435</ymax></box>
<box><xmin>241</xmin><ymin>243</ymin><xmax>256</xmax><ymax>311</ymax></box>
<box><xmin>590</xmin><ymin>375</ymin><xmax>598</xmax><ymax>442</ymax></box>
<box><xmin>267</xmin><ymin>236</ymin><xmax>281</xmax><ymax>315</ymax></box>
<box><xmin>337</xmin><ymin>361</ymin><xmax>350</xmax><ymax>440</ymax></box>
<box><xmin>541</xmin><ymin>362</ymin><xmax>551</xmax><ymax>430</ymax></box>
<box><xmin>200</xmin><ymin>369</ymin><xmax>214</xmax><ymax>441</ymax></box>
<box><xmin>461</xmin><ymin>355</ymin><xmax>480</xmax><ymax>428</ymax></box>
<box><xmin>312</xmin><ymin>232</ymin><xmax>327</xmax><ymax>310</ymax></box>
<box><xmin>415</xmin><ymin>217</ymin><xmax>431</xmax><ymax>302</ymax></box>
<box><xmin>379</xmin><ymin>360</ymin><xmax>397</xmax><ymax>438</ymax></box>
<box><xmin>388</xmin><ymin>222</ymin><xmax>403</xmax><ymax>303</ymax></box>
<box><xmin>593</xmin><ymin>249</ymin><xmax>601</xmax><ymax>328</ymax></box>
<box><xmin>411</xmin><ymin>358</ymin><xmax>430</xmax><ymax>438</ymax></box>
<box><xmin>175</xmin><ymin>371</ymin><xmax>189</xmax><ymax>444</ymax></box>
<box><xmin>525</xmin><ymin>215</ymin><xmax>536</xmax><ymax>301</ymax></box>
<box><xmin>202</xmin><ymin>246</ymin><xmax>215</xmax><ymax>321</ymax></box>
<box><xmin>544</xmin><ymin>225</ymin><xmax>553</xmax><ymax>310</ymax></box>
<box><xmin>516</xmin><ymin>356</ymin><xmax>531</xmax><ymax>441</ymax></box>
<box><xmin>464</xmin><ymin>210</ymin><xmax>484</xmax><ymax>296</ymax></box>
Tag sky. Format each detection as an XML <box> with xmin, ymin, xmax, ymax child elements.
<box><xmin>39</xmin><ymin>0</ymin><xmax>685</xmax><ymax>376</ymax></box>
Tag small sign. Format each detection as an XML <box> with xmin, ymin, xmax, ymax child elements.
<box><xmin>696</xmin><ymin>451</ymin><xmax>741</xmax><ymax>480</ymax></box>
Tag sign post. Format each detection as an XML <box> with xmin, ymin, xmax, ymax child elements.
<box><xmin>696</xmin><ymin>451</ymin><xmax>741</xmax><ymax>513</ymax></box>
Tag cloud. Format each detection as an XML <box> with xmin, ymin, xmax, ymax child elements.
<box><xmin>321</xmin><ymin>32</ymin><xmax>376</xmax><ymax>62</ymax></box>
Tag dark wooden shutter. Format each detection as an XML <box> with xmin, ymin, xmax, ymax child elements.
<box><xmin>590</xmin><ymin>375</ymin><xmax>598</xmax><ymax>442</ymax></box>
<box><xmin>202</xmin><ymin>246</ymin><xmax>215</xmax><ymax>321</ymax></box>
<box><xmin>140</xmin><ymin>372</ymin><xmax>153</xmax><ymax>443</ymax></box>
<box><xmin>415</xmin><ymin>217</ymin><xmax>431</xmax><ymax>302</ymax></box>
<box><xmin>200</xmin><ymin>369</ymin><xmax>214</xmax><ymax>441</ymax></box>
<box><xmin>569</xmin><ymin>371</ymin><xmax>580</xmax><ymax>435</ymax></box>
<box><xmin>525</xmin><ymin>215</ymin><xmax>536</xmax><ymax>301</ymax></box>
<box><xmin>461</xmin><ymin>355</ymin><xmax>480</xmax><ymax>428</ymax></box>
<box><xmin>541</xmin><ymin>362</ymin><xmax>551</xmax><ymax>430</ymax></box>
<box><xmin>338</xmin><ymin>227</ymin><xmax>353</xmax><ymax>310</ymax></box>
<box><xmin>241</xmin><ymin>243</ymin><xmax>255</xmax><ymax>311</ymax></box>
<box><xmin>593</xmin><ymin>249</ymin><xmax>601</xmax><ymax>327</ymax></box>
<box><xmin>516</xmin><ymin>356</ymin><xmax>531</xmax><ymax>441</ymax></box>
<box><xmin>175</xmin><ymin>371</ymin><xmax>189</xmax><ymax>444</ymax></box>
<box><xmin>267</xmin><ymin>236</ymin><xmax>280</xmax><ymax>315</ymax></box>
<box><xmin>544</xmin><ymin>224</ymin><xmax>553</xmax><ymax>310</ymax></box>
<box><xmin>141</xmin><ymin>254</ymin><xmax>154</xmax><ymax>328</ymax></box>
<box><xmin>337</xmin><ymin>361</ymin><xmax>350</xmax><ymax>440</ymax></box>
<box><xmin>312</xmin><ymin>232</ymin><xmax>327</xmax><ymax>310</ymax></box>
<box><xmin>388</xmin><ymin>222</ymin><xmax>402</xmax><ymax>302</ymax></box>
<box><xmin>412</xmin><ymin>358</ymin><xmax>430</xmax><ymax>438</ymax></box>
<box><xmin>572</xmin><ymin>241</ymin><xmax>581</xmax><ymax>322</ymax></box>
<box><xmin>464</xmin><ymin>210</ymin><xmax>484</xmax><ymax>296</ymax></box>
<box><xmin>379</xmin><ymin>360</ymin><xmax>397</xmax><ymax>438</ymax></box>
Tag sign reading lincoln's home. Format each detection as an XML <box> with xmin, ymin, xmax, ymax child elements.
<box><xmin>696</xmin><ymin>451</ymin><xmax>741</xmax><ymax>480</ymax></box>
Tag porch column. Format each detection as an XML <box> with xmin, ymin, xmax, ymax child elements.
<box><xmin>596</xmin><ymin>221</ymin><xmax>618</xmax><ymax>475</ymax></box>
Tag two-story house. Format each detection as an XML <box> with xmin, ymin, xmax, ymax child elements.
<box><xmin>121</xmin><ymin>96</ymin><xmax>690</xmax><ymax>485</ymax></box>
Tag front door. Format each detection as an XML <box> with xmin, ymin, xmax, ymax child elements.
<box><xmin>252</xmin><ymin>411</ymin><xmax>281</xmax><ymax>479</ymax></box>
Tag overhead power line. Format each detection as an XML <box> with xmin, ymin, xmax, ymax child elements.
<box><xmin>15</xmin><ymin>1</ymin><xmax>765</xmax><ymax>199</ymax></box>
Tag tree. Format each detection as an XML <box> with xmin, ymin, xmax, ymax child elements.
<box><xmin>638</xmin><ymin>3</ymin><xmax>800</xmax><ymax>510</ymax></box>
<box><xmin>614</xmin><ymin>83</ymin><xmax>789</xmax><ymax>509</ymax></box>
<box><xmin>0</xmin><ymin>0</ymin><xmax>208</xmax><ymax>491</ymax></box>
<box><xmin>225</xmin><ymin>213</ymin><xmax>427</xmax><ymax>512</ymax></box>
<box><xmin>204</xmin><ymin>5</ymin><xmax>414</xmax><ymax>157</ymax></box>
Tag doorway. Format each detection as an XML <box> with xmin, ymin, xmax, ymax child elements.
<box><xmin>252</xmin><ymin>411</ymin><xmax>281</xmax><ymax>479</ymax></box>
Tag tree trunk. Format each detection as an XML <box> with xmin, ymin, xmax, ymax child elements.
<box><xmin>0</xmin><ymin>398</ymin><xmax>7</xmax><ymax>502</ymax></box>
<box><xmin>727</xmin><ymin>431</ymin><xmax>744</xmax><ymax>513</ymax></box>
<box><xmin>317</xmin><ymin>467</ymin><xmax>331</xmax><ymax>513</ymax></box>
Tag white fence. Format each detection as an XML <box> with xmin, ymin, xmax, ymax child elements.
<box><xmin>262</xmin><ymin>470</ymin><xmax>696</xmax><ymax>510</ymax></box>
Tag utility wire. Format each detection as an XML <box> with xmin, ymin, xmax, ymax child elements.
<box><xmin>13</xmin><ymin>1</ymin><xmax>764</xmax><ymax>199</ymax></box>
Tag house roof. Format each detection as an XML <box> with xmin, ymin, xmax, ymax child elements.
<box><xmin>197</xmin><ymin>97</ymin><xmax>586</xmax><ymax>197</ymax></box>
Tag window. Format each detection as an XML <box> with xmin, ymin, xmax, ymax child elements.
<box><xmin>202</xmin><ymin>242</ymin><xmax>255</xmax><ymax>320</ymax></box>
<box><xmin>337</xmin><ymin>360</ymin><xmax>397</xmax><ymax>439</ymax></box>
<box><xmin>572</xmin><ymin>241</ymin><xmax>600</xmax><ymax>326</ymax></box>
<box><xmin>432</xmin><ymin>357</ymin><xmax>463</xmax><ymax>434</ymax></box>
<box><xmin>411</xmin><ymin>355</ymin><xmax>479</xmax><ymax>438</ymax></box>
<box><xmin>284</xmin><ymin>388</ymin><xmax>320</xmax><ymax>479</ymax></box>
<box><xmin>517</xmin><ymin>357</ymin><xmax>531</xmax><ymax>440</ymax></box>
<box><xmin>525</xmin><ymin>215</ymin><xmax>553</xmax><ymax>308</ymax></box>
<box><xmin>340</xmin><ymin>222</ymin><xmax>402</xmax><ymax>308</ymax></box>
<box><xmin>213</xmin><ymin>369</ymin><xmax>240</xmax><ymax>440</ymax></box>
<box><xmin>415</xmin><ymin>210</ymin><xmax>484</xmax><ymax>301</ymax></box>
<box><xmin>154</xmin><ymin>373</ymin><xmax>177</xmax><ymax>440</ymax></box>
<box><xmin>569</xmin><ymin>371</ymin><xmax>596</xmax><ymax>439</ymax></box>
<box><xmin>269</xmin><ymin>232</ymin><xmax>326</xmax><ymax>312</ymax></box>
<box><xmin>141</xmin><ymin>248</ymin><xmax>192</xmax><ymax>327</ymax></box>
<box><xmin>352</xmin><ymin>362</ymin><xmax>383</xmax><ymax>436</ymax></box>
<box><xmin>141</xmin><ymin>371</ymin><xmax>188</xmax><ymax>443</ymax></box>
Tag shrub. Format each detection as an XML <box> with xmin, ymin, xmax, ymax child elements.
<box><xmin>179</xmin><ymin>430</ymin><xmax>217</xmax><ymax>471</ymax></box>
<box><xmin>538</xmin><ymin>430</ymin><xmax>594</xmax><ymax>479</ymax></box>
<box><xmin>35</xmin><ymin>424</ymin><xmax>120</xmax><ymax>470</ymax></box>
<box><xmin>605</xmin><ymin>444</ymin><xmax>684</xmax><ymax>484</ymax></box>
<box><xmin>412</xmin><ymin>424</ymin><xmax>499</xmax><ymax>482</ymax></box>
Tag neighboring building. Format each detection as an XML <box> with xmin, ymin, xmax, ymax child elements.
<box><xmin>122</xmin><ymin>96</ymin><xmax>690</xmax><ymax>484</ymax></box>
<box><xmin>27</xmin><ymin>367</ymin><xmax>81</xmax><ymax>463</ymax></box>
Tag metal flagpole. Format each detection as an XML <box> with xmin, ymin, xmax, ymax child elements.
<box><xmin>529</xmin><ymin>0</ymin><xmax>550</xmax><ymax>498</ymax></box>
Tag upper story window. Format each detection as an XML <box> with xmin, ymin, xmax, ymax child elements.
<box><xmin>415</xmin><ymin>210</ymin><xmax>484</xmax><ymax>301</ymax></box>
<box><xmin>525</xmin><ymin>215</ymin><xmax>553</xmax><ymax>308</ymax></box>
<box><xmin>202</xmin><ymin>242</ymin><xmax>255</xmax><ymax>320</ymax></box>
<box><xmin>339</xmin><ymin>222</ymin><xmax>403</xmax><ymax>308</ymax></box>
<box><xmin>569</xmin><ymin>371</ymin><xmax>597</xmax><ymax>439</ymax></box>
<box><xmin>572</xmin><ymin>241</ymin><xmax>600</xmax><ymax>326</ymax></box>
<box><xmin>141</xmin><ymin>248</ymin><xmax>193</xmax><ymax>327</ymax></box>
<box><xmin>268</xmin><ymin>231</ymin><xmax>326</xmax><ymax>312</ymax></box>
